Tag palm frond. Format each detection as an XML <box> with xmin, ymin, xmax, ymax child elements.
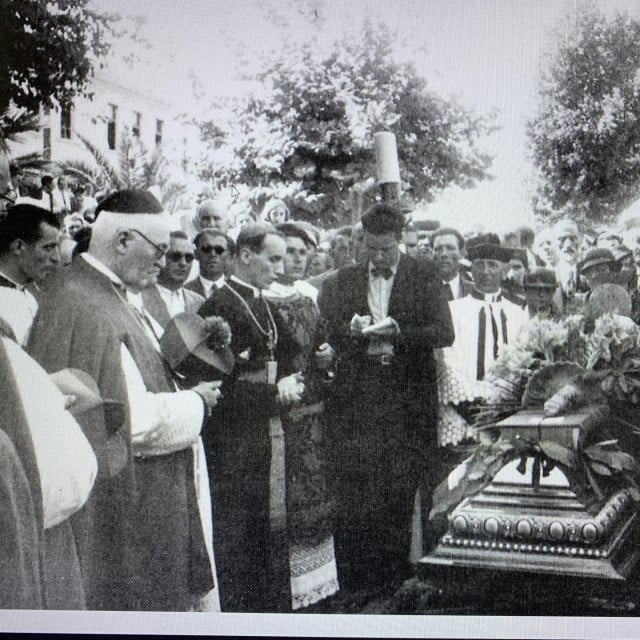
<box><xmin>0</xmin><ymin>107</ymin><xmax>41</xmax><ymax>152</ymax></box>
<box><xmin>160</xmin><ymin>181</ymin><xmax>187</xmax><ymax>213</ymax></box>
<box><xmin>58</xmin><ymin>159</ymin><xmax>102</xmax><ymax>189</ymax></box>
<box><xmin>142</xmin><ymin>146</ymin><xmax>168</xmax><ymax>188</ymax></box>
<box><xmin>9</xmin><ymin>152</ymin><xmax>47</xmax><ymax>170</ymax></box>
<box><xmin>76</xmin><ymin>133</ymin><xmax>123</xmax><ymax>189</ymax></box>
<box><xmin>116</xmin><ymin>132</ymin><xmax>137</xmax><ymax>188</ymax></box>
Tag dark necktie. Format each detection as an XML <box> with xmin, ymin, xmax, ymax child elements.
<box><xmin>474</xmin><ymin>294</ymin><xmax>508</xmax><ymax>380</ymax></box>
<box><xmin>445</xmin><ymin>282</ymin><xmax>454</xmax><ymax>301</ymax></box>
<box><xmin>371</xmin><ymin>267</ymin><xmax>392</xmax><ymax>280</ymax></box>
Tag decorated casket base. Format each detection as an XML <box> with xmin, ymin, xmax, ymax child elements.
<box><xmin>421</xmin><ymin>408</ymin><xmax>640</xmax><ymax>581</ymax></box>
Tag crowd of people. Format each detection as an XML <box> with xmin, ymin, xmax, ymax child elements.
<box><xmin>1</xmin><ymin>174</ymin><xmax>640</xmax><ymax>613</ymax></box>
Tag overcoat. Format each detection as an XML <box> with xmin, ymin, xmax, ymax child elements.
<box><xmin>28</xmin><ymin>258</ymin><xmax>212</xmax><ymax>611</ymax></box>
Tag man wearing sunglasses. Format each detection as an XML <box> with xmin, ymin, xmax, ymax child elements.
<box><xmin>185</xmin><ymin>230</ymin><xmax>234</xmax><ymax>300</ymax></box>
<box><xmin>142</xmin><ymin>230</ymin><xmax>204</xmax><ymax>332</ymax></box>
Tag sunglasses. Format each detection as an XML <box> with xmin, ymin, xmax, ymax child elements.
<box><xmin>167</xmin><ymin>251</ymin><xmax>195</xmax><ymax>263</ymax></box>
<box><xmin>128</xmin><ymin>229</ymin><xmax>168</xmax><ymax>260</ymax></box>
<box><xmin>200</xmin><ymin>245</ymin><xmax>227</xmax><ymax>255</ymax></box>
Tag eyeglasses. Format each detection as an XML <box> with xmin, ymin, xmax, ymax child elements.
<box><xmin>0</xmin><ymin>189</ymin><xmax>17</xmax><ymax>206</ymax></box>
<box><xmin>200</xmin><ymin>245</ymin><xmax>227</xmax><ymax>255</ymax></box>
<box><xmin>128</xmin><ymin>229</ymin><xmax>168</xmax><ymax>259</ymax></box>
<box><xmin>166</xmin><ymin>251</ymin><xmax>195</xmax><ymax>263</ymax></box>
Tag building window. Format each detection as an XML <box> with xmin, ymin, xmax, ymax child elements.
<box><xmin>60</xmin><ymin>102</ymin><xmax>72</xmax><ymax>139</ymax></box>
<box><xmin>155</xmin><ymin>119</ymin><xmax>163</xmax><ymax>146</ymax></box>
<box><xmin>132</xmin><ymin>111</ymin><xmax>142</xmax><ymax>138</ymax></box>
<box><xmin>107</xmin><ymin>104</ymin><xmax>117</xmax><ymax>150</ymax></box>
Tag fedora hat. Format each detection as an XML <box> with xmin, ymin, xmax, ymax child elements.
<box><xmin>523</xmin><ymin>268</ymin><xmax>558</xmax><ymax>290</ymax></box>
<box><xmin>577</xmin><ymin>248</ymin><xmax>616</xmax><ymax>274</ymax></box>
<box><xmin>466</xmin><ymin>243</ymin><xmax>511</xmax><ymax>264</ymax></box>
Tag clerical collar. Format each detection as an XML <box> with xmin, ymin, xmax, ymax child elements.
<box><xmin>230</xmin><ymin>275</ymin><xmax>261</xmax><ymax>298</ymax></box>
<box><xmin>471</xmin><ymin>287</ymin><xmax>502</xmax><ymax>303</ymax></box>
<box><xmin>81</xmin><ymin>253</ymin><xmax>125</xmax><ymax>289</ymax></box>
<box><xmin>127</xmin><ymin>290</ymin><xmax>145</xmax><ymax>312</ymax></box>
<box><xmin>0</xmin><ymin>269</ymin><xmax>27</xmax><ymax>291</ymax></box>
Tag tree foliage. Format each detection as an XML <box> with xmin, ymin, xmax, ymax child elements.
<box><xmin>195</xmin><ymin>22</ymin><xmax>494</xmax><ymax>227</ymax></box>
<box><xmin>58</xmin><ymin>129</ymin><xmax>186</xmax><ymax>212</ymax></box>
<box><xmin>0</xmin><ymin>0</ymin><xmax>116</xmax><ymax>116</ymax></box>
<box><xmin>528</xmin><ymin>8</ymin><xmax>640</xmax><ymax>225</ymax></box>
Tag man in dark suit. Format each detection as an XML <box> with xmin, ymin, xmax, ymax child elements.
<box><xmin>431</xmin><ymin>226</ymin><xmax>474</xmax><ymax>300</ymax></box>
<box><xmin>319</xmin><ymin>203</ymin><xmax>454</xmax><ymax>594</ymax></box>
<box><xmin>142</xmin><ymin>230</ymin><xmax>204</xmax><ymax>332</ymax></box>
<box><xmin>184</xmin><ymin>230</ymin><xmax>233</xmax><ymax>300</ymax></box>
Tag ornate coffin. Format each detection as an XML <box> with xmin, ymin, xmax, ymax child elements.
<box><xmin>421</xmin><ymin>406</ymin><xmax>640</xmax><ymax>580</ymax></box>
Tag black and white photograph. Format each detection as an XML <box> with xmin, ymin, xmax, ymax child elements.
<box><xmin>2</xmin><ymin>0</ymin><xmax>640</xmax><ymax>637</ymax></box>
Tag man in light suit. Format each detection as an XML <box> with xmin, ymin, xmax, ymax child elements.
<box><xmin>142</xmin><ymin>231</ymin><xmax>204</xmax><ymax>332</ymax></box>
<box><xmin>320</xmin><ymin>203</ymin><xmax>454</xmax><ymax>594</ymax></box>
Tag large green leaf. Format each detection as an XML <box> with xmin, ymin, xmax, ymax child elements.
<box><xmin>590</xmin><ymin>461</ymin><xmax>613</xmax><ymax>476</ymax></box>
<box><xmin>538</xmin><ymin>440</ymin><xmax>575</xmax><ymax>468</ymax></box>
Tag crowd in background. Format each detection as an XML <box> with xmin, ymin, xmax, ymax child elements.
<box><xmin>2</xmin><ymin>172</ymin><xmax>640</xmax><ymax>614</ymax></box>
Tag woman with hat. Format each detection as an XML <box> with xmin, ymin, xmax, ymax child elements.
<box><xmin>260</xmin><ymin>198</ymin><xmax>290</xmax><ymax>226</ymax></box>
<box><xmin>523</xmin><ymin>268</ymin><xmax>562</xmax><ymax>318</ymax></box>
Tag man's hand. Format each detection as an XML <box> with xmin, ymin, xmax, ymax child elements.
<box><xmin>277</xmin><ymin>372</ymin><xmax>305</xmax><ymax>405</ymax></box>
<box><xmin>192</xmin><ymin>380</ymin><xmax>223</xmax><ymax>417</ymax></box>
<box><xmin>361</xmin><ymin>316</ymin><xmax>400</xmax><ymax>337</ymax></box>
<box><xmin>314</xmin><ymin>343</ymin><xmax>335</xmax><ymax>370</ymax></box>
<box><xmin>350</xmin><ymin>314</ymin><xmax>372</xmax><ymax>336</ymax></box>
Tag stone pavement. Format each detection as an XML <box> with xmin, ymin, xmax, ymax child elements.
<box><xmin>303</xmin><ymin>567</ymin><xmax>640</xmax><ymax>615</ymax></box>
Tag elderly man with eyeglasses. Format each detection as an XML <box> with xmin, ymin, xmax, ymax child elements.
<box><xmin>141</xmin><ymin>230</ymin><xmax>204</xmax><ymax>333</ymax></box>
<box><xmin>28</xmin><ymin>189</ymin><xmax>224</xmax><ymax>612</ymax></box>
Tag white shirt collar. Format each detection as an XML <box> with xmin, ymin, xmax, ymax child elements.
<box><xmin>81</xmin><ymin>253</ymin><xmax>125</xmax><ymax>288</ymax></box>
<box><xmin>446</xmin><ymin>273</ymin><xmax>461</xmax><ymax>288</ymax></box>
<box><xmin>126</xmin><ymin>290</ymin><xmax>145</xmax><ymax>312</ymax></box>
<box><xmin>482</xmin><ymin>290</ymin><xmax>502</xmax><ymax>303</ymax></box>
<box><xmin>156</xmin><ymin>283</ymin><xmax>182</xmax><ymax>299</ymax></box>
<box><xmin>199</xmin><ymin>274</ymin><xmax>225</xmax><ymax>289</ymax></box>
<box><xmin>230</xmin><ymin>274</ymin><xmax>261</xmax><ymax>298</ymax></box>
<box><xmin>0</xmin><ymin>268</ymin><xmax>27</xmax><ymax>291</ymax></box>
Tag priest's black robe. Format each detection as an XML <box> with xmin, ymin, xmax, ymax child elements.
<box><xmin>199</xmin><ymin>279</ymin><xmax>299</xmax><ymax>612</ymax></box>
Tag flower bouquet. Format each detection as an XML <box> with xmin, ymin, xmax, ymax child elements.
<box><xmin>430</xmin><ymin>309</ymin><xmax>640</xmax><ymax>521</ymax></box>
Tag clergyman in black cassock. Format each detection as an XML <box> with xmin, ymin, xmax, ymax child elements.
<box><xmin>199</xmin><ymin>223</ymin><xmax>302</xmax><ymax>612</ymax></box>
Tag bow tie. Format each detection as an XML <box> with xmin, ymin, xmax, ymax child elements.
<box><xmin>371</xmin><ymin>267</ymin><xmax>393</xmax><ymax>280</ymax></box>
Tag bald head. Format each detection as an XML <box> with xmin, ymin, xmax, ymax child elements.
<box><xmin>89</xmin><ymin>189</ymin><xmax>170</xmax><ymax>293</ymax></box>
<box><xmin>196</xmin><ymin>199</ymin><xmax>230</xmax><ymax>234</ymax></box>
